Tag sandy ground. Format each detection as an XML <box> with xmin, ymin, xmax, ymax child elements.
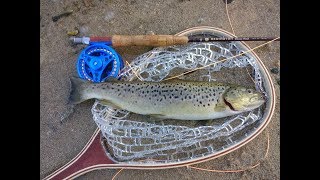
<box><xmin>40</xmin><ymin>0</ymin><xmax>280</xmax><ymax>179</ymax></box>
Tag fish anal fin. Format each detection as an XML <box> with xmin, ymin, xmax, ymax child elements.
<box><xmin>148</xmin><ymin>114</ymin><xmax>166</xmax><ymax>120</ymax></box>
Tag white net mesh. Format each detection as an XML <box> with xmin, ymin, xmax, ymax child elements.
<box><xmin>91</xmin><ymin>30</ymin><xmax>268</xmax><ymax>164</ymax></box>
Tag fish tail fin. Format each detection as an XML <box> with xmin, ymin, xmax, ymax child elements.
<box><xmin>69</xmin><ymin>77</ymin><xmax>91</xmax><ymax>104</ymax></box>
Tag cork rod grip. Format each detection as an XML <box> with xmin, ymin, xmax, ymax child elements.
<box><xmin>111</xmin><ymin>35</ymin><xmax>189</xmax><ymax>47</ymax></box>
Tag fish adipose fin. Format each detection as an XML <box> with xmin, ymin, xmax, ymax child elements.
<box><xmin>69</xmin><ymin>77</ymin><xmax>91</xmax><ymax>104</ymax></box>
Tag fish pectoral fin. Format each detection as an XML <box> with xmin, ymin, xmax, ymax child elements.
<box><xmin>99</xmin><ymin>100</ymin><xmax>122</xmax><ymax>109</ymax></box>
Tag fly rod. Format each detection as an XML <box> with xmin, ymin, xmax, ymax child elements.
<box><xmin>70</xmin><ymin>35</ymin><xmax>280</xmax><ymax>47</ymax></box>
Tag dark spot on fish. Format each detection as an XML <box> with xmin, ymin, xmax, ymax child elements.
<box><xmin>147</xmin><ymin>91</ymin><xmax>149</xmax><ymax>93</ymax></box>
<box><xmin>193</xmin><ymin>95</ymin><xmax>196</xmax><ymax>98</ymax></box>
<box><xmin>142</xmin><ymin>91</ymin><xmax>145</xmax><ymax>94</ymax></box>
<box><xmin>151</xmin><ymin>86</ymin><xmax>153</xmax><ymax>89</ymax></box>
<box><xmin>149</xmin><ymin>97</ymin><xmax>151</xmax><ymax>100</ymax></box>
<box><xmin>213</xmin><ymin>93</ymin><xmax>216</xmax><ymax>96</ymax></box>
<box><xmin>206</xmin><ymin>95</ymin><xmax>208</xmax><ymax>98</ymax></box>
<box><xmin>132</xmin><ymin>91</ymin><xmax>134</xmax><ymax>93</ymax></box>
<box><xmin>200</xmin><ymin>101</ymin><xmax>202</xmax><ymax>104</ymax></box>
<box><xmin>111</xmin><ymin>87</ymin><xmax>114</xmax><ymax>90</ymax></box>
<box><xmin>189</xmin><ymin>96</ymin><xmax>192</xmax><ymax>99</ymax></box>
<box><xmin>208</xmin><ymin>104</ymin><xmax>210</xmax><ymax>106</ymax></box>
<box><xmin>164</xmin><ymin>95</ymin><xmax>166</xmax><ymax>99</ymax></box>
<box><xmin>180</xmin><ymin>91</ymin><xmax>183</xmax><ymax>95</ymax></box>
<box><xmin>159</xmin><ymin>98</ymin><xmax>163</xmax><ymax>102</ymax></box>
<box><xmin>203</xmin><ymin>105</ymin><xmax>205</xmax><ymax>107</ymax></box>
<box><xmin>118</xmin><ymin>93</ymin><xmax>121</xmax><ymax>96</ymax></box>
<box><xmin>169</xmin><ymin>96</ymin><xmax>172</xmax><ymax>99</ymax></box>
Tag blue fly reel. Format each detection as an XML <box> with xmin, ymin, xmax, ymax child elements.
<box><xmin>77</xmin><ymin>42</ymin><xmax>124</xmax><ymax>83</ymax></box>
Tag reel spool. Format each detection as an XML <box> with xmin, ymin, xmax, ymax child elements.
<box><xmin>77</xmin><ymin>42</ymin><xmax>124</xmax><ymax>82</ymax></box>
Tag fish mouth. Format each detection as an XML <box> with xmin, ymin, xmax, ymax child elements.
<box><xmin>224</xmin><ymin>98</ymin><xmax>236</xmax><ymax>111</ymax></box>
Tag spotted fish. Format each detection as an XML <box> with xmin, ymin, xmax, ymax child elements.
<box><xmin>69</xmin><ymin>77</ymin><xmax>265</xmax><ymax>120</ymax></box>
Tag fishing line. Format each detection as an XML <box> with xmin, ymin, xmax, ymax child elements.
<box><xmin>226</xmin><ymin>0</ymin><xmax>236</xmax><ymax>35</ymax></box>
<box><xmin>163</xmin><ymin>37</ymin><xmax>280</xmax><ymax>81</ymax></box>
<box><xmin>111</xmin><ymin>131</ymin><xmax>270</xmax><ymax>179</ymax></box>
<box><xmin>187</xmin><ymin>130</ymin><xmax>270</xmax><ymax>173</ymax></box>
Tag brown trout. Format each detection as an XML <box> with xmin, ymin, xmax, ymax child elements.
<box><xmin>69</xmin><ymin>77</ymin><xmax>265</xmax><ymax>120</ymax></box>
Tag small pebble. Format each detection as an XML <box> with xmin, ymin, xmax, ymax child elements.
<box><xmin>197</xmin><ymin>18</ymin><xmax>204</xmax><ymax>23</ymax></box>
<box><xmin>270</xmin><ymin>67</ymin><xmax>279</xmax><ymax>74</ymax></box>
<box><xmin>52</xmin><ymin>10</ymin><xmax>73</xmax><ymax>22</ymax></box>
<box><xmin>79</xmin><ymin>26</ymin><xmax>89</xmax><ymax>34</ymax></box>
<box><xmin>129</xmin><ymin>0</ymin><xmax>136</xmax><ymax>4</ymax></box>
<box><xmin>146</xmin><ymin>31</ymin><xmax>155</xmax><ymax>35</ymax></box>
<box><xmin>104</xmin><ymin>11</ymin><xmax>115</xmax><ymax>21</ymax></box>
<box><xmin>67</xmin><ymin>30</ymin><xmax>79</xmax><ymax>36</ymax></box>
<box><xmin>223</xmin><ymin>0</ymin><xmax>234</xmax><ymax>4</ymax></box>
